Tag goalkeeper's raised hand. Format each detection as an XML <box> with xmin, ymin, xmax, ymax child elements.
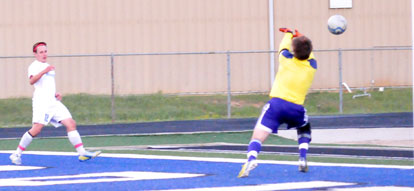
<box><xmin>293</xmin><ymin>29</ymin><xmax>303</xmax><ymax>37</ymax></box>
<box><xmin>279</xmin><ymin>28</ymin><xmax>293</xmax><ymax>33</ymax></box>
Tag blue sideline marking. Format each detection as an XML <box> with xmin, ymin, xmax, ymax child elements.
<box><xmin>0</xmin><ymin>152</ymin><xmax>413</xmax><ymax>190</ymax></box>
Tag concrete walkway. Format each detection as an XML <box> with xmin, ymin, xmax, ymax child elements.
<box><xmin>278</xmin><ymin>127</ymin><xmax>414</xmax><ymax>148</ymax></box>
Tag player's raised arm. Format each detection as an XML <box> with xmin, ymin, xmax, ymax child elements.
<box><xmin>278</xmin><ymin>28</ymin><xmax>294</xmax><ymax>52</ymax></box>
<box><xmin>29</xmin><ymin>65</ymin><xmax>55</xmax><ymax>85</ymax></box>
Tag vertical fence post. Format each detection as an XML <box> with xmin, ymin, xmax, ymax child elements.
<box><xmin>110</xmin><ymin>53</ymin><xmax>116</xmax><ymax>123</ymax></box>
<box><xmin>338</xmin><ymin>49</ymin><xmax>343</xmax><ymax>114</ymax></box>
<box><xmin>226</xmin><ymin>52</ymin><xmax>232</xmax><ymax>118</ymax></box>
<box><xmin>412</xmin><ymin>0</ymin><xmax>414</xmax><ymax>121</ymax></box>
<box><xmin>268</xmin><ymin>0</ymin><xmax>275</xmax><ymax>87</ymax></box>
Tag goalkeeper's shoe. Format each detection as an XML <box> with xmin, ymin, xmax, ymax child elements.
<box><xmin>10</xmin><ymin>153</ymin><xmax>22</xmax><ymax>165</ymax></box>
<box><xmin>79</xmin><ymin>150</ymin><xmax>101</xmax><ymax>162</ymax></box>
<box><xmin>298</xmin><ymin>157</ymin><xmax>308</xmax><ymax>172</ymax></box>
<box><xmin>237</xmin><ymin>160</ymin><xmax>258</xmax><ymax>178</ymax></box>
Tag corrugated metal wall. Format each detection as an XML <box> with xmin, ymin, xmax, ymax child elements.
<box><xmin>274</xmin><ymin>0</ymin><xmax>412</xmax><ymax>89</ymax></box>
<box><xmin>0</xmin><ymin>0</ymin><xmax>411</xmax><ymax>98</ymax></box>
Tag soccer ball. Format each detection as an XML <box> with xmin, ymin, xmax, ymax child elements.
<box><xmin>327</xmin><ymin>15</ymin><xmax>347</xmax><ymax>35</ymax></box>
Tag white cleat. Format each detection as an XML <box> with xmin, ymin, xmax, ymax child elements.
<box><xmin>10</xmin><ymin>153</ymin><xmax>22</xmax><ymax>165</ymax></box>
<box><xmin>79</xmin><ymin>150</ymin><xmax>101</xmax><ymax>162</ymax></box>
<box><xmin>237</xmin><ymin>160</ymin><xmax>258</xmax><ymax>178</ymax></box>
<box><xmin>298</xmin><ymin>157</ymin><xmax>308</xmax><ymax>172</ymax></box>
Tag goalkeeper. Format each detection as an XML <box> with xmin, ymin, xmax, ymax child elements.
<box><xmin>238</xmin><ymin>28</ymin><xmax>317</xmax><ymax>178</ymax></box>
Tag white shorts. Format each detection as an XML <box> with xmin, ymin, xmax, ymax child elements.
<box><xmin>32</xmin><ymin>101</ymin><xmax>72</xmax><ymax>127</ymax></box>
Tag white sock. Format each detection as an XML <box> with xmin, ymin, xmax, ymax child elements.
<box><xmin>67</xmin><ymin>130</ymin><xmax>86</xmax><ymax>155</ymax></box>
<box><xmin>16</xmin><ymin>132</ymin><xmax>33</xmax><ymax>155</ymax></box>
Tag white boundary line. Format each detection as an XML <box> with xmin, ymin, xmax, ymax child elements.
<box><xmin>1</xmin><ymin>150</ymin><xmax>413</xmax><ymax>169</ymax></box>
<box><xmin>0</xmin><ymin>130</ymin><xmax>254</xmax><ymax>140</ymax></box>
<box><xmin>154</xmin><ymin>181</ymin><xmax>356</xmax><ymax>191</ymax></box>
<box><xmin>0</xmin><ymin>171</ymin><xmax>205</xmax><ymax>187</ymax></box>
<box><xmin>0</xmin><ymin>165</ymin><xmax>46</xmax><ymax>171</ymax></box>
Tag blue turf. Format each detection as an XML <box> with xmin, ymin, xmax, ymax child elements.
<box><xmin>0</xmin><ymin>153</ymin><xmax>413</xmax><ymax>190</ymax></box>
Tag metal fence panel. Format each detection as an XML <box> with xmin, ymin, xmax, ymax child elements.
<box><xmin>0</xmin><ymin>48</ymin><xmax>412</xmax><ymax>118</ymax></box>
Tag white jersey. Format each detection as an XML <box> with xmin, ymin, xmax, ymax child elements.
<box><xmin>28</xmin><ymin>60</ymin><xmax>56</xmax><ymax>105</ymax></box>
<box><xmin>28</xmin><ymin>60</ymin><xmax>72</xmax><ymax>127</ymax></box>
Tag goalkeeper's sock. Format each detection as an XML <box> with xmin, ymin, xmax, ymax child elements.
<box><xmin>247</xmin><ymin>139</ymin><xmax>262</xmax><ymax>161</ymax></box>
<box><xmin>298</xmin><ymin>137</ymin><xmax>310</xmax><ymax>159</ymax></box>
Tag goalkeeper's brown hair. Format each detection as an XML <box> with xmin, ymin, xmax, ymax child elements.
<box><xmin>292</xmin><ymin>36</ymin><xmax>312</xmax><ymax>60</ymax></box>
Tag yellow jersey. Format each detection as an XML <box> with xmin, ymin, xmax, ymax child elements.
<box><xmin>269</xmin><ymin>33</ymin><xmax>317</xmax><ymax>105</ymax></box>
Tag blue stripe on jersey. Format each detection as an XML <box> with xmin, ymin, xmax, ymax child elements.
<box><xmin>309</xmin><ymin>59</ymin><xmax>317</xmax><ymax>69</ymax></box>
<box><xmin>281</xmin><ymin>49</ymin><xmax>294</xmax><ymax>59</ymax></box>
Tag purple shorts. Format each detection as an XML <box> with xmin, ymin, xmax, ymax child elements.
<box><xmin>254</xmin><ymin>97</ymin><xmax>308</xmax><ymax>133</ymax></box>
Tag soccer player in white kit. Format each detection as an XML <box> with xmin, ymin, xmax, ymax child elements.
<box><xmin>9</xmin><ymin>42</ymin><xmax>101</xmax><ymax>165</ymax></box>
